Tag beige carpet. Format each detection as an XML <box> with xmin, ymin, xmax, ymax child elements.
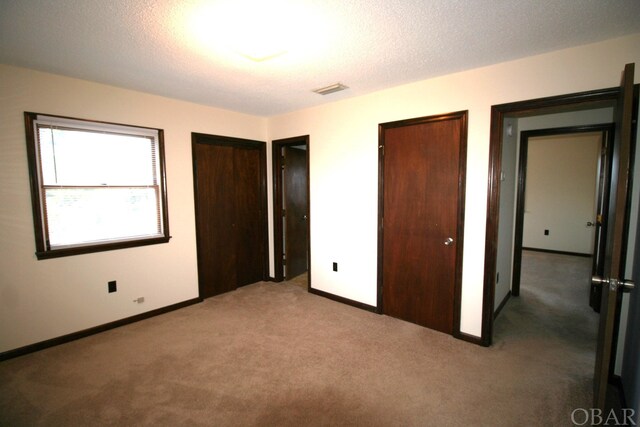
<box><xmin>0</xmin><ymin>252</ymin><xmax>598</xmax><ymax>426</ymax></box>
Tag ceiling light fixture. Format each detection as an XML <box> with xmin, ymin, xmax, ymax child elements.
<box><xmin>185</xmin><ymin>1</ymin><xmax>332</xmax><ymax>65</ymax></box>
<box><xmin>238</xmin><ymin>47</ymin><xmax>288</xmax><ymax>62</ymax></box>
<box><xmin>313</xmin><ymin>83</ymin><xmax>349</xmax><ymax>95</ymax></box>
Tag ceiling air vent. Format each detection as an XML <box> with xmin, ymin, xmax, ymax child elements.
<box><xmin>313</xmin><ymin>83</ymin><xmax>348</xmax><ymax>95</ymax></box>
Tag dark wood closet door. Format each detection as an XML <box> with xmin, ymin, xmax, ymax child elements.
<box><xmin>193</xmin><ymin>142</ymin><xmax>237</xmax><ymax>297</ymax></box>
<box><xmin>283</xmin><ymin>146</ymin><xmax>308</xmax><ymax>279</ymax></box>
<box><xmin>380</xmin><ymin>112</ymin><xmax>466</xmax><ymax>334</ymax></box>
<box><xmin>192</xmin><ymin>134</ymin><xmax>267</xmax><ymax>298</ymax></box>
<box><xmin>234</xmin><ymin>147</ymin><xmax>266</xmax><ymax>287</ymax></box>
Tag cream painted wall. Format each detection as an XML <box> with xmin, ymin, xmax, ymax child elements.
<box><xmin>268</xmin><ymin>33</ymin><xmax>640</xmax><ymax>337</ymax></box>
<box><xmin>522</xmin><ymin>133</ymin><xmax>601</xmax><ymax>254</ymax></box>
<box><xmin>0</xmin><ymin>65</ymin><xmax>267</xmax><ymax>353</ymax></box>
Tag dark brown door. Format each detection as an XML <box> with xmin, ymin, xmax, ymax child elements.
<box><xmin>379</xmin><ymin>111</ymin><xmax>467</xmax><ymax>335</ymax></box>
<box><xmin>192</xmin><ymin>134</ymin><xmax>267</xmax><ymax>298</ymax></box>
<box><xmin>283</xmin><ymin>146</ymin><xmax>308</xmax><ymax>279</ymax></box>
<box><xmin>593</xmin><ymin>63</ymin><xmax>636</xmax><ymax>409</ymax></box>
<box><xmin>234</xmin><ymin>147</ymin><xmax>266</xmax><ymax>287</ymax></box>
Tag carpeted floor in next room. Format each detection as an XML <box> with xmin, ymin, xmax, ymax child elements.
<box><xmin>0</xmin><ymin>251</ymin><xmax>598</xmax><ymax>426</ymax></box>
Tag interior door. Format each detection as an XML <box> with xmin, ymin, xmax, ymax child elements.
<box><xmin>379</xmin><ymin>112</ymin><xmax>467</xmax><ymax>335</ymax></box>
<box><xmin>593</xmin><ymin>63</ymin><xmax>636</xmax><ymax>409</ymax></box>
<box><xmin>234</xmin><ymin>147</ymin><xmax>267</xmax><ymax>287</ymax></box>
<box><xmin>283</xmin><ymin>146</ymin><xmax>308</xmax><ymax>280</ymax></box>
<box><xmin>192</xmin><ymin>134</ymin><xmax>267</xmax><ymax>298</ymax></box>
<box><xmin>193</xmin><ymin>142</ymin><xmax>237</xmax><ymax>297</ymax></box>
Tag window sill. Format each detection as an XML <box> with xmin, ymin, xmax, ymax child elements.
<box><xmin>35</xmin><ymin>236</ymin><xmax>171</xmax><ymax>260</ymax></box>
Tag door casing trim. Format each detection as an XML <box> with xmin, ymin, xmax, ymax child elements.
<box><xmin>271</xmin><ymin>135</ymin><xmax>310</xmax><ymax>286</ymax></box>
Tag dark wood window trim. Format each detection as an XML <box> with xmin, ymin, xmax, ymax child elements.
<box><xmin>24</xmin><ymin>112</ymin><xmax>171</xmax><ymax>260</ymax></box>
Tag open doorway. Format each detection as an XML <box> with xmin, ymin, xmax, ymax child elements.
<box><xmin>509</xmin><ymin>124</ymin><xmax>615</xmax><ymax>302</ymax></box>
<box><xmin>272</xmin><ymin>136</ymin><xmax>310</xmax><ymax>285</ymax></box>
<box><xmin>484</xmin><ymin>64</ymin><xmax>639</xmax><ymax>412</ymax></box>
<box><xmin>482</xmin><ymin>99</ymin><xmax>619</xmax><ymax>420</ymax></box>
<box><xmin>487</xmin><ymin>115</ymin><xmax>615</xmax><ymax>400</ymax></box>
<box><xmin>482</xmin><ymin>87</ymin><xmax>621</xmax><ymax>345</ymax></box>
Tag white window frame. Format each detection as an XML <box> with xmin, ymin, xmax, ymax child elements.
<box><xmin>24</xmin><ymin>112</ymin><xmax>171</xmax><ymax>259</ymax></box>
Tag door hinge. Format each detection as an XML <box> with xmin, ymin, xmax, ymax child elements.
<box><xmin>282</xmin><ymin>209</ymin><xmax>286</xmax><ymax>217</ymax></box>
<box><xmin>379</xmin><ymin>144</ymin><xmax>384</xmax><ymax>155</ymax></box>
<box><xmin>282</xmin><ymin>255</ymin><xmax>287</xmax><ymax>266</ymax></box>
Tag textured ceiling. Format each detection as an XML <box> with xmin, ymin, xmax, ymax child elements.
<box><xmin>1</xmin><ymin>0</ymin><xmax>640</xmax><ymax>117</ymax></box>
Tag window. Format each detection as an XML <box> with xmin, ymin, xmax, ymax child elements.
<box><xmin>24</xmin><ymin>112</ymin><xmax>170</xmax><ymax>259</ymax></box>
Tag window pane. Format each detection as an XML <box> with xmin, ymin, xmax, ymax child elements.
<box><xmin>44</xmin><ymin>187</ymin><xmax>161</xmax><ymax>248</ymax></box>
<box><xmin>38</xmin><ymin>127</ymin><xmax>157</xmax><ymax>186</ymax></box>
<box><xmin>25</xmin><ymin>112</ymin><xmax>170</xmax><ymax>259</ymax></box>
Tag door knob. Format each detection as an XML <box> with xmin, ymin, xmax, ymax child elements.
<box><xmin>444</xmin><ymin>237</ymin><xmax>454</xmax><ymax>246</ymax></box>
<box><xmin>592</xmin><ymin>276</ymin><xmax>635</xmax><ymax>292</ymax></box>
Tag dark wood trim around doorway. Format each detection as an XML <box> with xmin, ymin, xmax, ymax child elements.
<box><xmin>511</xmin><ymin>123</ymin><xmax>615</xmax><ymax>297</ymax></box>
<box><xmin>272</xmin><ymin>135</ymin><xmax>310</xmax><ymax>286</ymax></box>
<box><xmin>482</xmin><ymin>86</ymin><xmax>621</xmax><ymax>346</ymax></box>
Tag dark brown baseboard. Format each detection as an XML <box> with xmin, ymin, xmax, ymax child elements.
<box><xmin>309</xmin><ymin>287</ymin><xmax>484</xmax><ymax>347</ymax></box>
<box><xmin>522</xmin><ymin>247</ymin><xmax>591</xmax><ymax>258</ymax></box>
<box><xmin>310</xmin><ymin>287</ymin><xmax>488</xmax><ymax>347</ymax></box>
<box><xmin>309</xmin><ymin>287</ymin><xmax>377</xmax><ymax>313</ymax></box>
<box><xmin>0</xmin><ymin>297</ymin><xmax>202</xmax><ymax>362</ymax></box>
<box><xmin>494</xmin><ymin>291</ymin><xmax>512</xmax><ymax>320</ymax></box>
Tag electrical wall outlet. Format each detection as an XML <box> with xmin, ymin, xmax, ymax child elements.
<box><xmin>544</xmin><ymin>229</ymin><xmax>549</xmax><ymax>236</ymax></box>
<box><xmin>108</xmin><ymin>281</ymin><xmax>117</xmax><ymax>293</ymax></box>
<box><xmin>333</xmin><ymin>262</ymin><xmax>338</xmax><ymax>272</ymax></box>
